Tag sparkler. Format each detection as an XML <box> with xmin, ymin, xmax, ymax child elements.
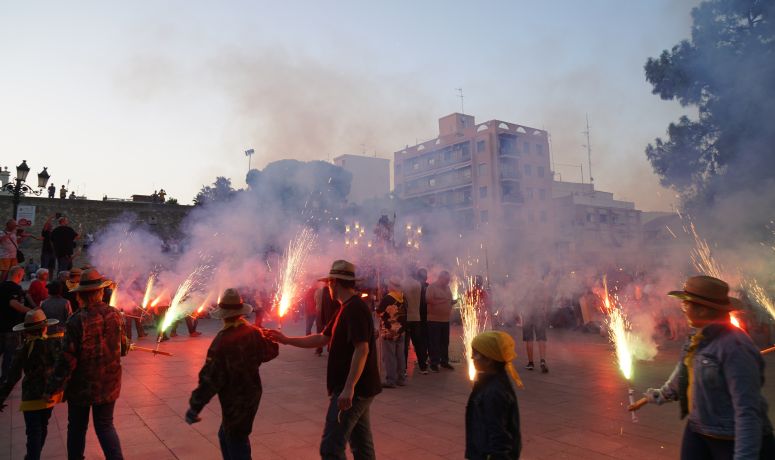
<box><xmin>158</xmin><ymin>264</ymin><xmax>211</xmax><ymax>348</ymax></box>
<box><xmin>275</xmin><ymin>227</ymin><xmax>317</xmax><ymax>319</ymax></box>
<box><xmin>130</xmin><ymin>344</ymin><xmax>173</xmax><ymax>357</ymax></box>
<box><xmin>745</xmin><ymin>278</ymin><xmax>775</xmax><ymax>321</ymax></box>
<box><xmin>459</xmin><ymin>275</ymin><xmax>487</xmax><ymax>381</ymax></box>
<box><xmin>141</xmin><ymin>274</ymin><xmax>154</xmax><ymax>309</ymax></box>
<box><xmin>687</xmin><ymin>221</ymin><xmax>724</xmax><ymax>278</ymax></box>
<box><xmin>601</xmin><ymin>276</ymin><xmax>638</xmax><ymax>422</ymax></box>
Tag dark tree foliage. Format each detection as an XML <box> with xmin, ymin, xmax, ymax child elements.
<box><xmin>194</xmin><ymin>176</ymin><xmax>235</xmax><ymax>205</ymax></box>
<box><xmin>644</xmin><ymin>0</ymin><xmax>775</xmax><ymax>207</ymax></box>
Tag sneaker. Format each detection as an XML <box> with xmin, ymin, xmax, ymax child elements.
<box><xmin>440</xmin><ymin>363</ymin><xmax>454</xmax><ymax>370</ymax></box>
<box><xmin>430</xmin><ymin>365</ymin><xmax>440</xmax><ymax>373</ymax></box>
<box><xmin>418</xmin><ymin>367</ymin><xmax>429</xmax><ymax>375</ymax></box>
<box><xmin>189</xmin><ymin>331</ymin><xmax>202</xmax><ymax>337</ymax></box>
<box><xmin>382</xmin><ymin>382</ymin><xmax>396</xmax><ymax>389</ymax></box>
<box><xmin>525</xmin><ymin>361</ymin><xmax>535</xmax><ymax>371</ymax></box>
<box><xmin>540</xmin><ymin>360</ymin><xmax>549</xmax><ymax>373</ymax></box>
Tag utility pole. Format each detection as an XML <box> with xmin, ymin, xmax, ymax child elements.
<box><xmin>455</xmin><ymin>88</ymin><xmax>465</xmax><ymax>114</ymax></box>
<box><xmin>245</xmin><ymin>148</ymin><xmax>255</xmax><ymax>172</ymax></box>
<box><xmin>582</xmin><ymin>114</ymin><xmax>593</xmax><ymax>183</ymax></box>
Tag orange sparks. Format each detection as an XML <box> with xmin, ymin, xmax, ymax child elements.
<box><xmin>141</xmin><ymin>275</ymin><xmax>154</xmax><ymax>309</ymax></box>
<box><xmin>729</xmin><ymin>312</ymin><xmax>742</xmax><ymax>329</ymax></box>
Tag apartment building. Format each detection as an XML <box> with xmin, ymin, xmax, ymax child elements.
<box><xmin>393</xmin><ymin>113</ymin><xmax>553</xmax><ymax>235</ymax></box>
<box><xmin>333</xmin><ymin>154</ymin><xmax>390</xmax><ymax>204</ymax></box>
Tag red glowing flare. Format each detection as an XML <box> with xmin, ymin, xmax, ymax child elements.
<box><xmin>730</xmin><ymin>312</ymin><xmax>742</xmax><ymax>329</ymax></box>
<box><xmin>360</xmin><ymin>292</ymin><xmax>368</xmax><ymax>298</ymax></box>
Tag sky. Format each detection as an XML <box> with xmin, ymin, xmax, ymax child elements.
<box><xmin>0</xmin><ymin>0</ymin><xmax>699</xmax><ymax>210</ymax></box>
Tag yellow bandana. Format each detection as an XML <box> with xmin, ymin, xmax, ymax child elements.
<box><xmin>684</xmin><ymin>332</ymin><xmax>704</xmax><ymax>413</ymax></box>
<box><xmin>471</xmin><ymin>331</ymin><xmax>524</xmax><ymax>389</ymax></box>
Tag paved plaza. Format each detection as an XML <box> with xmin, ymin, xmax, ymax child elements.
<box><xmin>1</xmin><ymin>319</ymin><xmax>774</xmax><ymax>459</ymax></box>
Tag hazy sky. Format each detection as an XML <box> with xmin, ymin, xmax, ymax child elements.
<box><xmin>0</xmin><ymin>0</ymin><xmax>698</xmax><ymax>210</ymax></box>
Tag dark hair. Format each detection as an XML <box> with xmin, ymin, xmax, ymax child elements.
<box><xmin>46</xmin><ymin>280</ymin><xmax>64</xmax><ymax>296</ymax></box>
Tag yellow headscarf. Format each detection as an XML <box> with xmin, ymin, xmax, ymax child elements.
<box><xmin>471</xmin><ymin>331</ymin><xmax>524</xmax><ymax>389</ymax></box>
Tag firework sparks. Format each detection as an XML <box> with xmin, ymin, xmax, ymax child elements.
<box><xmin>729</xmin><ymin>311</ymin><xmax>743</xmax><ymax>329</ymax></box>
<box><xmin>109</xmin><ymin>286</ymin><xmax>119</xmax><ymax>308</ymax></box>
<box><xmin>160</xmin><ymin>265</ymin><xmax>211</xmax><ymax>334</ymax></box>
<box><xmin>141</xmin><ymin>275</ymin><xmax>154</xmax><ymax>309</ymax></box>
<box><xmin>687</xmin><ymin>222</ymin><xmax>724</xmax><ymax>278</ymax></box>
<box><xmin>601</xmin><ymin>277</ymin><xmax>638</xmax><ymax>422</ymax></box>
<box><xmin>275</xmin><ymin>227</ymin><xmax>317</xmax><ymax>318</ymax></box>
<box><xmin>745</xmin><ymin>278</ymin><xmax>775</xmax><ymax>321</ymax></box>
<box><xmin>459</xmin><ymin>276</ymin><xmax>487</xmax><ymax>381</ymax></box>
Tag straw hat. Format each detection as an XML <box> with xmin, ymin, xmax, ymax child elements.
<box><xmin>69</xmin><ymin>268</ymin><xmax>112</xmax><ymax>292</ymax></box>
<box><xmin>13</xmin><ymin>309</ymin><xmax>59</xmax><ymax>332</ymax></box>
<box><xmin>318</xmin><ymin>259</ymin><xmax>360</xmax><ymax>281</ymax></box>
<box><xmin>667</xmin><ymin>276</ymin><xmax>742</xmax><ymax>311</ymax></box>
<box><xmin>210</xmin><ymin>288</ymin><xmax>253</xmax><ymax>319</ymax></box>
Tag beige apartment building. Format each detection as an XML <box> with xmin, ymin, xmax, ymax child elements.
<box><xmin>333</xmin><ymin>154</ymin><xmax>390</xmax><ymax>204</ymax></box>
<box><xmin>393</xmin><ymin>113</ymin><xmax>554</xmax><ymax>239</ymax></box>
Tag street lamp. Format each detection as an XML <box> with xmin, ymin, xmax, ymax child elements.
<box><xmin>1</xmin><ymin>160</ymin><xmax>51</xmax><ymax>219</ymax></box>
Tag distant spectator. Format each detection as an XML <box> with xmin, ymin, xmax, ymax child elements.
<box><xmin>0</xmin><ymin>219</ymin><xmax>20</xmax><ymax>282</ymax></box>
<box><xmin>59</xmin><ymin>185</ymin><xmax>66</xmax><ymax>200</ymax></box>
<box><xmin>68</xmin><ymin>191</ymin><xmax>76</xmax><ymax>200</ymax></box>
<box><xmin>40</xmin><ymin>281</ymin><xmax>71</xmax><ymax>336</ymax></box>
<box><xmin>28</xmin><ymin>268</ymin><xmax>49</xmax><ymax>306</ymax></box>
<box><xmin>158</xmin><ymin>189</ymin><xmax>167</xmax><ymax>203</ymax></box>
<box><xmin>51</xmin><ymin>217</ymin><xmax>78</xmax><ymax>274</ymax></box>
<box><xmin>48</xmin><ymin>183</ymin><xmax>56</xmax><ymax>198</ymax></box>
<box><xmin>40</xmin><ymin>215</ymin><xmax>56</xmax><ymax>273</ymax></box>
<box><xmin>25</xmin><ymin>258</ymin><xmax>39</xmax><ymax>281</ymax></box>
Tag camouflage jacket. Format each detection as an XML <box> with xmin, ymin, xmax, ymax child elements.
<box><xmin>189</xmin><ymin>320</ymin><xmax>279</xmax><ymax>437</ymax></box>
<box><xmin>0</xmin><ymin>336</ymin><xmax>63</xmax><ymax>410</ymax></box>
<box><xmin>46</xmin><ymin>302</ymin><xmax>128</xmax><ymax>405</ymax></box>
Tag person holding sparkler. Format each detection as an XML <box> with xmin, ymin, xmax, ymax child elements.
<box><xmin>466</xmin><ymin>330</ymin><xmax>523</xmax><ymax>460</ymax></box>
<box><xmin>268</xmin><ymin>260</ymin><xmax>381</xmax><ymax>460</ymax></box>
<box><xmin>44</xmin><ymin>268</ymin><xmax>128</xmax><ymax>460</ymax></box>
<box><xmin>185</xmin><ymin>288</ymin><xmax>279</xmax><ymax>460</ymax></box>
<box><xmin>636</xmin><ymin>276</ymin><xmax>774</xmax><ymax>459</ymax></box>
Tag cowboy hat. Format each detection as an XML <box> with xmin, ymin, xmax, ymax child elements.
<box><xmin>667</xmin><ymin>275</ymin><xmax>743</xmax><ymax>311</ymax></box>
<box><xmin>318</xmin><ymin>259</ymin><xmax>361</xmax><ymax>282</ymax></box>
<box><xmin>69</xmin><ymin>268</ymin><xmax>112</xmax><ymax>292</ymax></box>
<box><xmin>13</xmin><ymin>309</ymin><xmax>59</xmax><ymax>332</ymax></box>
<box><xmin>210</xmin><ymin>288</ymin><xmax>253</xmax><ymax>319</ymax></box>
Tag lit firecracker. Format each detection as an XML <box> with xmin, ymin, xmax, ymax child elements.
<box><xmin>191</xmin><ymin>294</ymin><xmax>211</xmax><ymax>319</ymax></box>
<box><xmin>729</xmin><ymin>311</ymin><xmax>743</xmax><ymax>330</ymax></box>
<box><xmin>601</xmin><ymin>276</ymin><xmax>638</xmax><ymax>423</ymax></box>
<box><xmin>141</xmin><ymin>275</ymin><xmax>154</xmax><ymax>309</ymax></box>
<box><xmin>109</xmin><ymin>286</ymin><xmax>119</xmax><ymax>308</ymax></box>
<box><xmin>460</xmin><ymin>276</ymin><xmax>487</xmax><ymax>382</ymax></box>
<box><xmin>159</xmin><ymin>264</ymin><xmax>210</xmax><ymax>340</ymax></box>
<box><xmin>275</xmin><ymin>227</ymin><xmax>317</xmax><ymax>319</ymax></box>
<box><xmin>745</xmin><ymin>279</ymin><xmax>775</xmax><ymax>322</ymax></box>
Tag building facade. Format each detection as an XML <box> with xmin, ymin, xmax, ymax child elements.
<box><xmin>393</xmin><ymin>113</ymin><xmax>553</xmax><ymax>235</ymax></box>
<box><xmin>333</xmin><ymin>154</ymin><xmax>390</xmax><ymax>204</ymax></box>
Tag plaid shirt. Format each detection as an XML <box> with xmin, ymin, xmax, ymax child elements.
<box><xmin>0</xmin><ymin>336</ymin><xmax>63</xmax><ymax>411</ymax></box>
<box><xmin>189</xmin><ymin>320</ymin><xmax>279</xmax><ymax>437</ymax></box>
<box><xmin>46</xmin><ymin>301</ymin><xmax>128</xmax><ymax>405</ymax></box>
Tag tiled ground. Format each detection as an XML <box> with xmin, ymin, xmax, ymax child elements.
<box><xmin>1</xmin><ymin>319</ymin><xmax>773</xmax><ymax>459</ymax></box>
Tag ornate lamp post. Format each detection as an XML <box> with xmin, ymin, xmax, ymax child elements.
<box><xmin>1</xmin><ymin>160</ymin><xmax>50</xmax><ymax>219</ymax></box>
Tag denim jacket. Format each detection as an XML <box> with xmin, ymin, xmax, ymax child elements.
<box><xmin>660</xmin><ymin>323</ymin><xmax>772</xmax><ymax>459</ymax></box>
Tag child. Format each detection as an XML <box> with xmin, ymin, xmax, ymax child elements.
<box><xmin>0</xmin><ymin>309</ymin><xmax>63</xmax><ymax>460</ymax></box>
<box><xmin>466</xmin><ymin>331</ymin><xmax>523</xmax><ymax>460</ymax></box>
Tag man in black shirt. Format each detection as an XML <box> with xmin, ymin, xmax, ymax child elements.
<box><xmin>268</xmin><ymin>260</ymin><xmax>381</xmax><ymax>460</ymax></box>
<box><xmin>50</xmin><ymin>217</ymin><xmax>78</xmax><ymax>274</ymax></box>
<box><xmin>0</xmin><ymin>266</ymin><xmax>31</xmax><ymax>383</ymax></box>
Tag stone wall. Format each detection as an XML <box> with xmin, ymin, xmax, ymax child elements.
<box><xmin>0</xmin><ymin>195</ymin><xmax>192</xmax><ymax>262</ymax></box>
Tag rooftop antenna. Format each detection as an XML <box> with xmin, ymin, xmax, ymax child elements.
<box><xmin>455</xmin><ymin>88</ymin><xmax>465</xmax><ymax>114</ymax></box>
<box><xmin>582</xmin><ymin>114</ymin><xmax>594</xmax><ymax>183</ymax></box>
<box><xmin>245</xmin><ymin>148</ymin><xmax>255</xmax><ymax>172</ymax></box>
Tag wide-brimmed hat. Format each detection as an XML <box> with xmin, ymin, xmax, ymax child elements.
<box><xmin>69</xmin><ymin>268</ymin><xmax>112</xmax><ymax>292</ymax></box>
<box><xmin>69</xmin><ymin>268</ymin><xmax>83</xmax><ymax>278</ymax></box>
<box><xmin>210</xmin><ymin>288</ymin><xmax>253</xmax><ymax>319</ymax></box>
<box><xmin>13</xmin><ymin>309</ymin><xmax>59</xmax><ymax>332</ymax></box>
<box><xmin>667</xmin><ymin>275</ymin><xmax>742</xmax><ymax>311</ymax></box>
<box><xmin>318</xmin><ymin>259</ymin><xmax>361</xmax><ymax>281</ymax></box>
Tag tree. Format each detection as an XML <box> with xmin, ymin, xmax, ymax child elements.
<box><xmin>194</xmin><ymin>176</ymin><xmax>236</xmax><ymax>205</ymax></box>
<box><xmin>644</xmin><ymin>0</ymin><xmax>775</xmax><ymax>208</ymax></box>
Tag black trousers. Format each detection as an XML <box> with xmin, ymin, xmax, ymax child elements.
<box><xmin>405</xmin><ymin>321</ymin><xmax>429</xmax><ymax>369</ymax></box>
<box><xmin>427</xmin><ymin>321</ymin><xmax>450</xmax><ymax>367</ymax></box>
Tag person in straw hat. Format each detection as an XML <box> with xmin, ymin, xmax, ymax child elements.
<box><xmin>637</xmin><ymin>276</ymin><xmax>774</xmax><ymax>459</ymax></box>
<box><xmin>466</xmin><ymin>330</ymin><xmax>523</xmax><ymax>460</ymax></box>
<box><xmin>44</xmin><ymin>268</ymin><xmax>128</xmax><ymax>460</ymax></box>
<box><xmin>376</xmin><ymin>275</ymin><xmax>407</xmax><ymax>388</ymax></box>
<box><xmin>186</xmin><ymin>288</ymin><xmax>279</xmax><ymax>460</ymax></box>
<box><xmin>268</xmin><ymin>259</ymin><xmax>381</xmax><ymax>460</ymax></box>
<box><xmin>0</xmin><ymin>309</ymin><xmax>63</xmax><ymax>460</ymax></box>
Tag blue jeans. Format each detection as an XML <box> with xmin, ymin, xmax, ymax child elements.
<box><xmin>67</xmin><ymin>402</ymin><xmax>123</xmax><ymax>460</ymax></box>
<box><xmin>427</xmin><ymin>321</ymin><xmax>450</xmax><ymax>367</ymax></box>
<box><xmin>320</xmin><ymin>392</ymin><xmax>375</xmax><ymax>460</ymax></box>
<box><xmin>23</xmin><ymin>408</ymin><xmax>53</xmax><ymax>460</ymax></box>
<box><xmin>217</xmin><ymin>425</ymin><xmax>251</xmax><ymax>460</ymax></box>
<box><xmin>0</xmin><ymin>332</ymin><xmax>20</xmax><ymax>384</ymax></box>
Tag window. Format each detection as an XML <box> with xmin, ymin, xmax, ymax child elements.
<box><xmin>480</xmin><ymin>210</ymin><xmax>489</xmax><ymax>223</ymax></box>
<box><xmin>523</xmin><ymin>142</ymin><xmax>530</xmax><ymax>154</ymax></box>
<box><xmin>536</xmin><ymin>144</ymin><xmax>544</xmax><ymax>155</ymax></box>
<box><xmin>462</xmin><ymin>167</ymin><xmax>472</xmax><ymax>179</ymax></box>
<box><xmin>479</xmin><ymin>186</ymin><xmax>487</xmax><ymax>199</ymax></box>
<box><xmin>478</xmin><ymin>163</ymin><xmax>486</xmax><ymax>176</ymax></box>
<box><xmin>539</xmin><ymin>189</ymin><xmax>546</xmax><ymax>200</ymax></box>
<box><xmin>444</xmin><ymin>150</ymin><xmax>452</xmax><ymax>162</ymax></box>
<box><xmin>586</xmin><ymin>213</ymin><xmax>594</xmax><ymax>223</ymax></box>
<box><xmin>599</xmin><ymin>213</ymin><xmax>608</xmax><ymax>223</ymax></box>
<box><xmin>429</xmin><ymin>178</ymin><xmax>436</xmax><ymax>187</ymax></box>
<box><xmin>537</xmin><ymin>166</ymin><xmax>545</xmax><ymax>178</ymax></box>
<box><xmin>395</xmin><ymin>164</ymin><xmax>402</xmax><ymax>174</ymax></box>
<box><xmin>526</xmin><ymin>187</ymin><xmax>534</xmax><ymax>199</ymax></box>
<box><xmin>463</xmin><ymin>189</ymin><xmax>472</xmax><ymax>203</ymax></box>
<box><xmin>412</xmin><ymin>161</ymin><xmax>419</xmax><ymax>171</ymax></box>
<box><xmin>477</xmin><ymin>140</ymin><xmax>486</xmax><ymax>152</ymax></box>
<box><xmin>524</xmin><ymin>164</ymin><xmax>532</xmax><ymax>176</ymax></box>
<box><xmin>540</xmin><ymin>210</ymin><xmax>547</xmax><ymax>223</ymax></box>
<box><xmin>429</xmin><ymin>157</ymin><xmax>436</xmax><ymax>166</ymax></box>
